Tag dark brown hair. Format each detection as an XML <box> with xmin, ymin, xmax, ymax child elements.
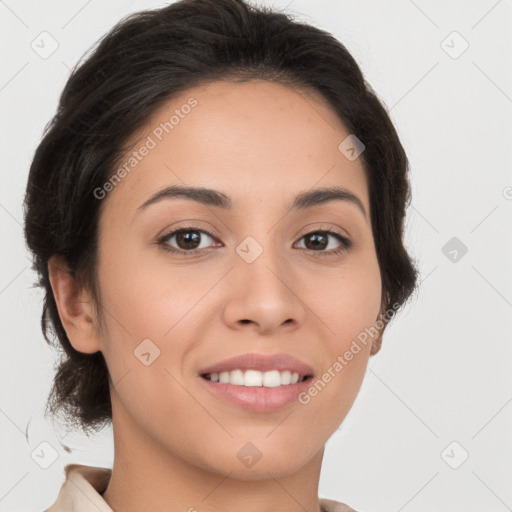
<box><xmin>23</xmin><ymin>0</ymin><xmax>419</xmax><ymax>434</ymax></box>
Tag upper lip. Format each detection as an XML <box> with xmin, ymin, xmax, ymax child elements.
<box><xmin>198</xmin><ymin>352</ymin><xmax>315</xmax><ymax>377</ymax></box>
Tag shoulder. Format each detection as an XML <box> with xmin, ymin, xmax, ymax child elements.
<box><xmin>44</xmin><ymin>463</ymin><xmax>112</xmax><ymax>512</ymax></box>
<box><xmin>320</xmin><ymin>496</ymin><xmax>359</xmax><ymax>512</ymax></box>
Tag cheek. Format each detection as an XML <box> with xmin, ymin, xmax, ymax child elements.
<box><xmin>307</xmin><ymin>256</ymin><xmax>381</xmax><ymax>390</ymax></box>
<box><xmin>97</xmin><ymin>244</ymin><xmax>207</xmax><ymax>337</ymax></box>
<box><xmin>95</xmin><ymin>247</ymin><xmax>217</xmax><ymax>393</ymax></box>
<box><xmin>312</xmin><ymin>257</ymin><xmax>382</xmax><ymax>337</ymax></box>
<box><xmin>296</xmin><ymin>271</ymin><xmax>379</xmax><ymax>430</ymax></box>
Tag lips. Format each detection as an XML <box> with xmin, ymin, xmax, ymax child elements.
<box><xmin>198</xmin><ymin>352</ymin><xmax>315</xmax><ymax>377</ymax></box>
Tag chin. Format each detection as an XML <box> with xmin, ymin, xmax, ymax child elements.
<box><xmin>212</xmin><ymin>460</ymin><xmax>306</xmax><ymax>482</ymax></box>
<box><xmin>194</xmin><ymin>444</ymin><xmax>317</xmax><ymax>481</ymax></box>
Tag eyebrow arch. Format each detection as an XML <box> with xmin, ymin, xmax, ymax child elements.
<box><xmin>135</xmin><ymin>184</ymin><xmax>367</xmax><ymax>220</ymax></box>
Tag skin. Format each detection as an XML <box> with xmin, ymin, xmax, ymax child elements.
<box><xmin>48</xmin><ymin>79</ymin><xmax>383</xmax><ymax>512</ymax></box>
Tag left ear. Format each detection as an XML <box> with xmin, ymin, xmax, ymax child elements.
<box><xmin>369</xmin><ymin>305</ymin><xmax>386</xmax><ymax>356</ymax></box>
<box><xmin>369</xmin><ymin>332</ymin><xmax>383</xmax><ymax>356</ymax></box>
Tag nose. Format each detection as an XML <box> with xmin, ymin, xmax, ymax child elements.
<box><xmin>221</xmin><ymin>243</ymin><xmax>306</xmax><ymax>336</ymax></box>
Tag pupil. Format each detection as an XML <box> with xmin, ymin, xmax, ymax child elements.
<box><xmin>178</xmin><ymin>231</ymin><xmax>200</xmax><ymax>249</ymax></box>
<box><xmin>307</xmin><ymin>232</ymin><xmax>327</xmax><ymax>250</ymax></box>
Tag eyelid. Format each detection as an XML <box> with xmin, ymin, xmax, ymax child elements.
<box><xmin>155</xmin><ymin>218</ymin><xmax>222</xmax><ymax>238</ymax></box>
<box><xmin>295</xmin><ymin>221</ymin><xmax>350</xmax><ymax>240</ymax></box>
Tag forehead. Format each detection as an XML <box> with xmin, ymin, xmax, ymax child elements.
<box><xmin>102</xmin><ymin>79</ymin><xmax>368</xmax><ymax>218</ymax></box>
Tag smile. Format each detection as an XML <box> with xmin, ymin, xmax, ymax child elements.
<box><xmin>199</xmin><ymin>371</ymin><xmax>314</xmax><ymax>413</ymax></box>
<box><xmin>201</xmin><ymin>369</ymin><xmax>311</xmax><ymax>387</ymax></box>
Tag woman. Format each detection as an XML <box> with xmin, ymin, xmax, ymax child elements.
<box><xmin>23</xmin><ymin>0</ymin><xmax>419</xmax><ymax>510</ymax></box>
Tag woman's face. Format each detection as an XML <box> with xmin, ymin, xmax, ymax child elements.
<box><xmin>90</xmin><ymin>79</ymin><xmax>382</xmax><ymax>478</ymax></box>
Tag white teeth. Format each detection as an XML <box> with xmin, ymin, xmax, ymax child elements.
<box><xmin>245</xmin><ymin>369</ymin><xmax>263</xmax><ymax>386</ymax></box>
<box><xmin>280</xmin><ymin>370</ymin><xmax>292</xmax><ymax>385</ymax></box>
<box><xmin>205</xmin><ymin>369</ymin><xmax>306</xmax><ymax>387</ymax></box>
<box><xmin>229</xmin><ymin>369</ymin><xmax>245</xmax><ymax>385</ymax></box>
<box><xmin>263</xmin><ymin>370</ymin><xmax>281</xmax><ymax>387</ymax></box>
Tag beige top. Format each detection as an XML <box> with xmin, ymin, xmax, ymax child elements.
<box><xmin>44</xmin><ymin>464</ymin><xmax>357</xmax><ymax>512</ymax></box>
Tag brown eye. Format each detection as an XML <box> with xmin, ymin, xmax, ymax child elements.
<box><xmin>158</xmin><ymin>227</ymin><xmax>218</xmax><ymax>254</ymax></box>
<box><xmin>174</xmin><ymin>230</ymin><xmax>202</xmax><ymax>250</ymax></box>
<box><xmin>295</xmin><ymin>230</ymin><xmax>352</xmax><ymax>256</ymax></box>
<box><xmin>303</xmin><ymin>232</ymin><xmax>329</xmax><ymax>250</ymax></box>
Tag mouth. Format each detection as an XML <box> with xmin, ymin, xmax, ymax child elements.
<box><xmin>198</xmin><ymin>369</ymin><xmax>315</xmax><ymax>413</ymax></box>
<box><xmin>196</xmin><ymin>352</ymin><xmax>315</xmax><ymax>412</ymax></box>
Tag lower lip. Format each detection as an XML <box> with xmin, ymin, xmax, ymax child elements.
<box><xmin>198</xmin><ymin>375</ymin><xmax>313</xmax><ymax>412</ymax></box>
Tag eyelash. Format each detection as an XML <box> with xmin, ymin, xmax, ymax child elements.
<box><xmin>157</xmin><ymin>225</ymin><xmax>352</xmax><ymax>257</ymax></box>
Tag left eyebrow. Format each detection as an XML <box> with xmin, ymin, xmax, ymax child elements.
<box><xmin>134</xmin><ymin>184</ymin><xmax>367</xmax><ymax>220</ymax></box>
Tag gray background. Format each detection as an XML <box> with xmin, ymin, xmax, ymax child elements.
<box><xmin>1</xmin><ymin>1</ymin><xmax>511</xmax><ymax>511</ymax></box>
